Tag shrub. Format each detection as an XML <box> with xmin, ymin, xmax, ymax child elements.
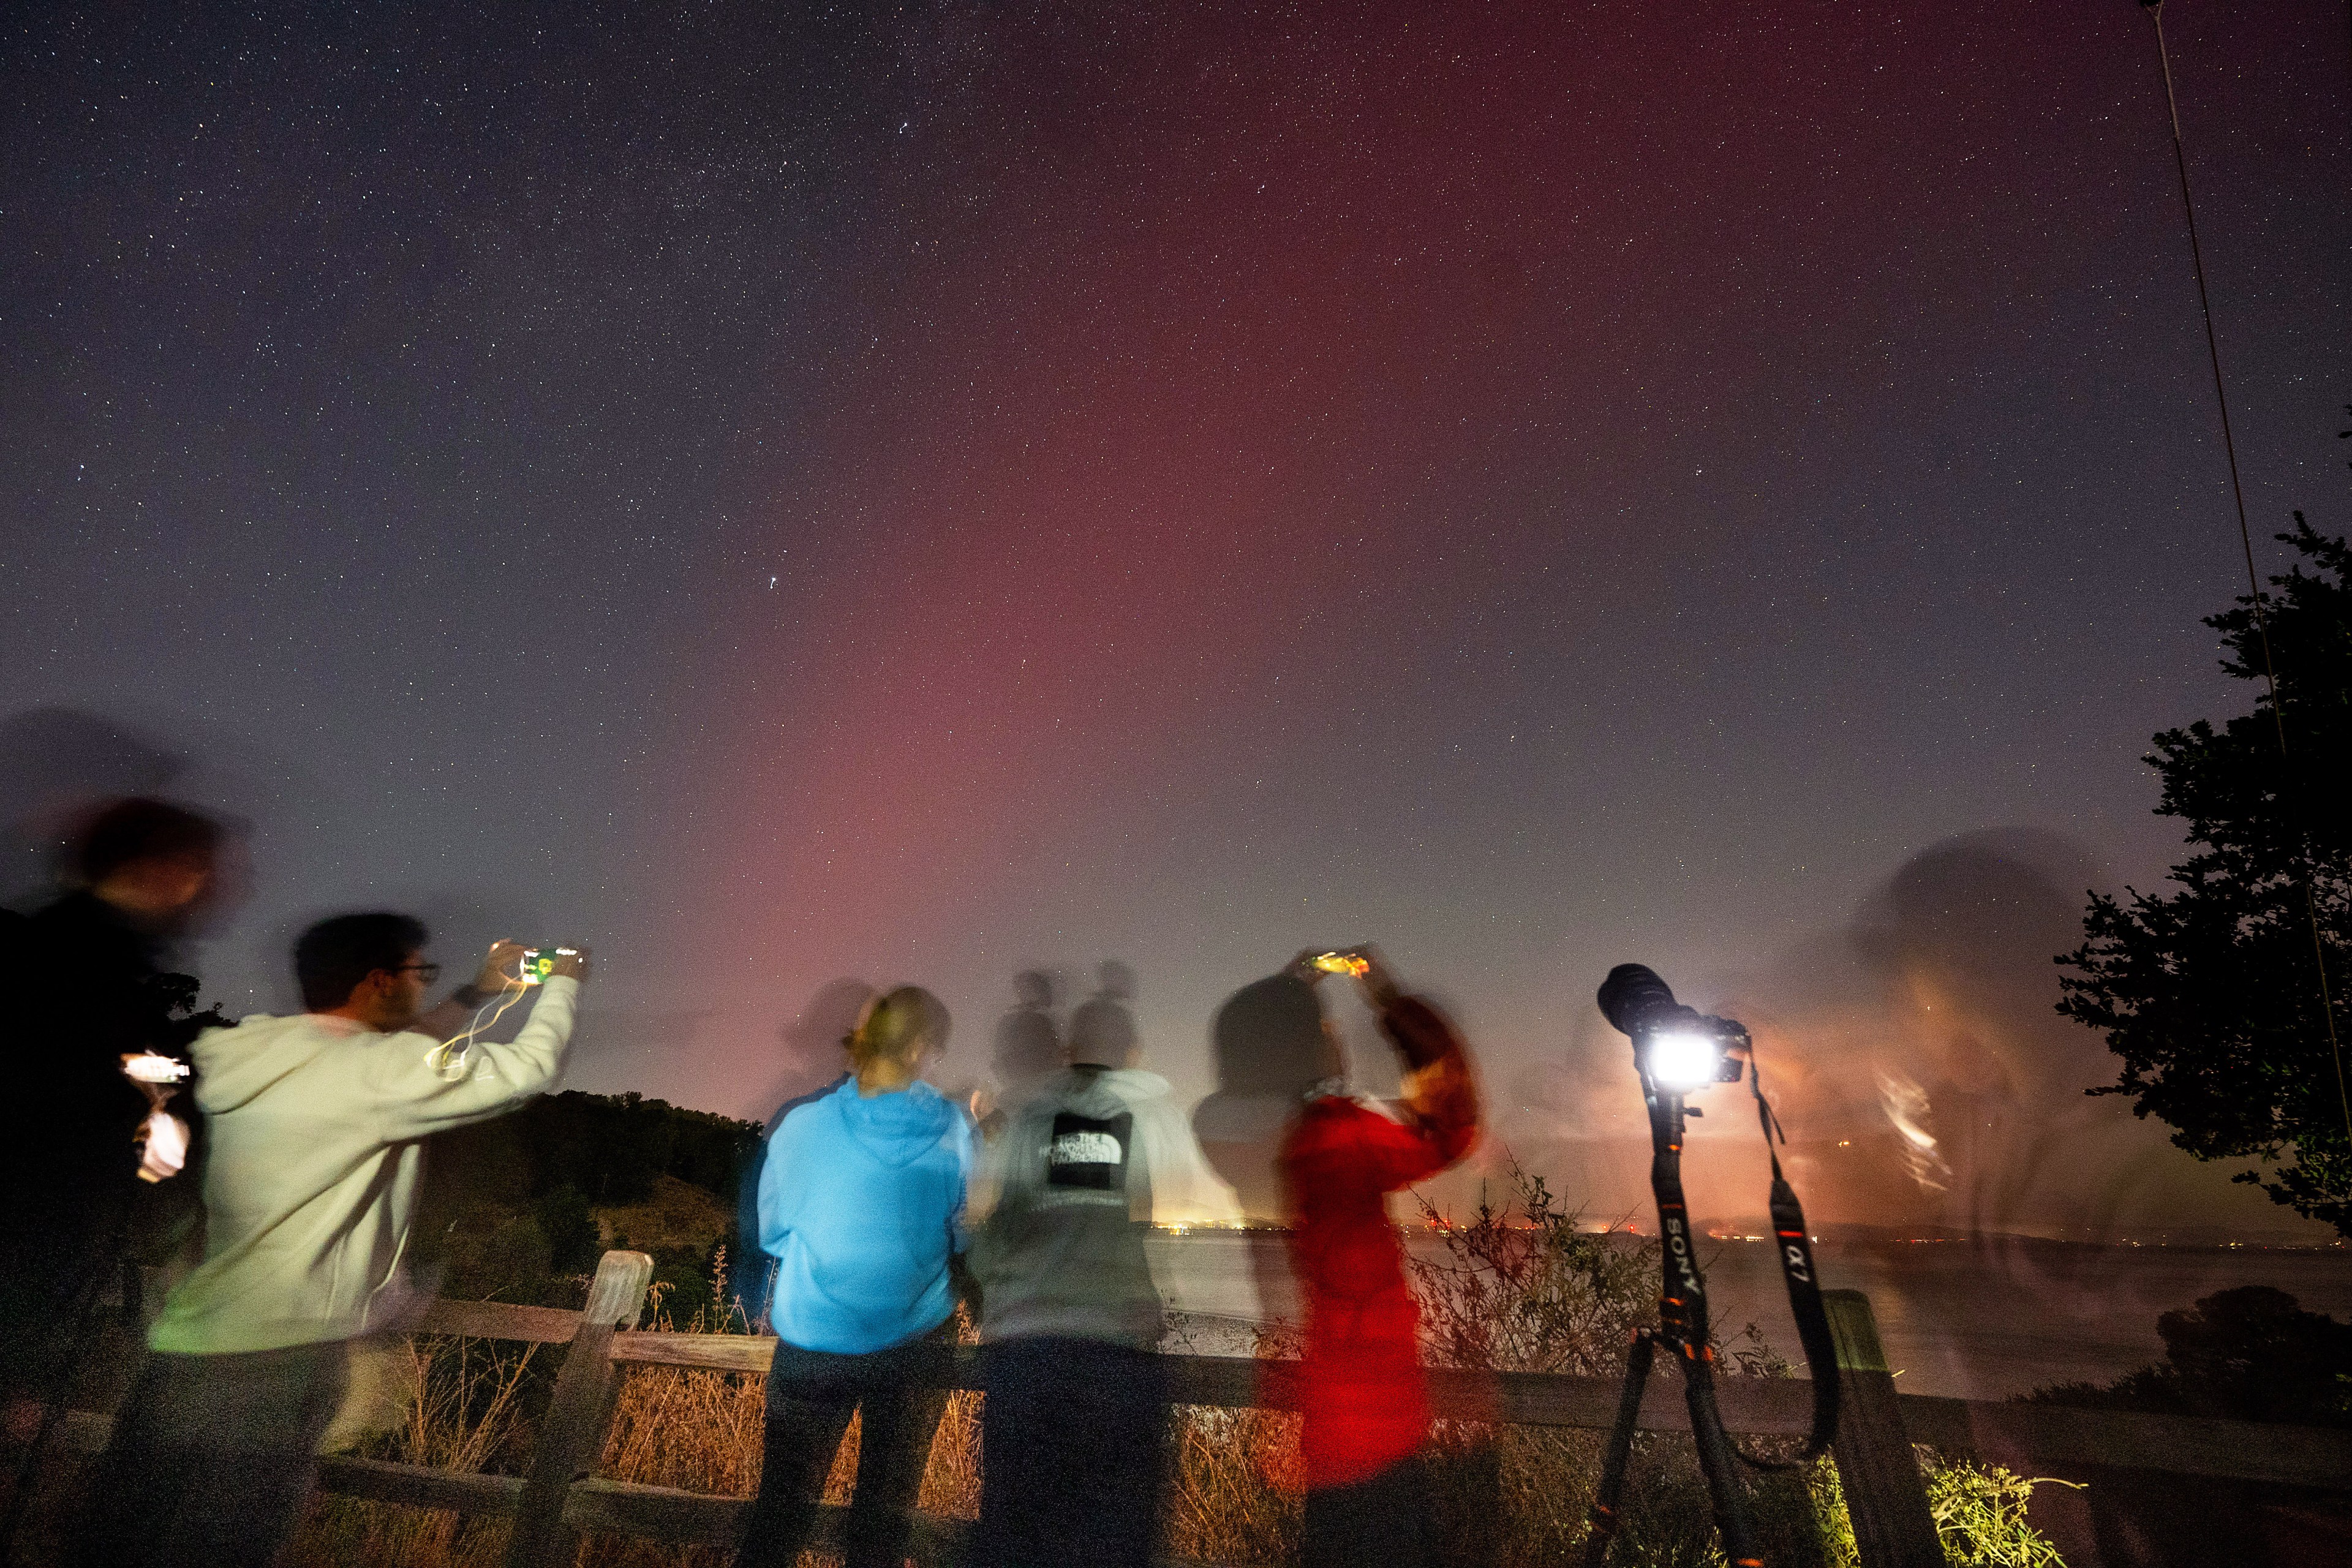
<box><xmin>2029</xmin><ymin>1285</ymin><xmax>2352</xmax><ymax>1428</ymax></box>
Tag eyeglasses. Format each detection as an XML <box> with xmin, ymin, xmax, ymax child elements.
<box><xmin>391</xmin><ymin>963</ymin><xmax>443</xmax><ymax>984</ymax></box>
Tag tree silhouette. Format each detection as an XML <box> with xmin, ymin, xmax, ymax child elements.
<box><xmin>2058</xmin><ymin>516</ymin><xmax>2352</xmax><ymax>1234</ymax></box>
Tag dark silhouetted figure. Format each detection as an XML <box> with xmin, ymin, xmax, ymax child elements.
<box><xmin>978</xmin><ymin>968</ymin><xmax>1063</xmax><ymax>1140</ymax></box>
<box><xmin>1192</xmin><ymin>968</ymin><xmax>1330</xmax><ymax>1225</ymax></box>
<box><xmin>1221</xmin><ymin>951</ymin><xmax>1480</xmax><ymax>1568</ymax></box>
<box><xmin>0</xmin><ymin>708</ymin><xmax>184</xmax><ymax>905</ymax></box>
<box><xmin>741</xmin><ymin>987</ymin><xmax>971</xmax><ymax>1568</ymax></box>
<box><xmin>76</xmin><ymin>919</ymin><xmax>588</xmax><ymax>1568</ymax></box>
<box><xmin>0</xmin><ymin>799</ymin><xmax>222</xmax><ymax>1441</ymax></box>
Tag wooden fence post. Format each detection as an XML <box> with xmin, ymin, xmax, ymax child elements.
<box><xmin>1822</xmin><ymin>1289</ymin><xmax>1943</xmax><ymax>1568</ymax></box>
<box><xmin>505</xmin><ymin>1250</ymin><xmax>655</xmax><ymax>1568</ymax></box>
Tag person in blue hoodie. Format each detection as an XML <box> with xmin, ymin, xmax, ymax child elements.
<box><xmin>740</xmin><ymin>984</ymin><xmax>972</xmax><ymax>1568</ymax></box>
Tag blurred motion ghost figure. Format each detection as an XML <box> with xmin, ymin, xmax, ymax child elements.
<box><xmin>1193</xmin><ymin>976</ymin><xmax>1335</xmax><ymax>1225</ymax></box>
<box><xmin>967</xmin><ymin>960</ymin><xmax>1212</xmax><ymax>1568</ymax></box>
<box><xmin>1061</xmin><ymin>962</ymin><xmax>1235</xmax><ymax>1226</ymax></box>
<box><xmin>0</xmin><ymin>798</ymin><xmax>227</xmax><ymax>1444</ymax></box>
<box><xmin>0</xmin><ymin>708</ymin><xmax>184</xmax><ymax>905</ymax></box>
<box><xmin>1849</xmin><ymin>831</ymin><xmax>2179</xmax><ymax>1235</ymax></box>
<box><xmin>981</xmin><ymin>968</ymin><xmax>1065</xmax><ymax>1138</ymax></box>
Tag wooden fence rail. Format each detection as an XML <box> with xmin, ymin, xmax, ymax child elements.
<box><xmin>48</xmin><ymin>1252</ymin><xmax>2352</xmax><ymax>1568</ymax></box>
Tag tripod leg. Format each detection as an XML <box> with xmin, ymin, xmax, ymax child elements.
<box><xmin>1683</xmin><ymin>1360</ymin><xmax>1765</xmax><ymax>1568</ymax></box>
<box><xmin>1581</xmin><ymin>1331</ymin><xmax>1656</xmax><ymax>1568</ymax></box>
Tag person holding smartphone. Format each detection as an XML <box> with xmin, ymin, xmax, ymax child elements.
<box><xmin>77</xmin><ymin>915</ymin><xmax>587</xmax><ymax>1568</ymax></box>
<box><xmin>1220</xmin><ymin>947</ymin><xmax>1480</xmax><ymax>1568</ymax></box>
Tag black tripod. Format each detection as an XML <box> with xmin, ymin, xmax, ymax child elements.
<box><xmin>1581</xmin><ymin>964</ymin><xmax>1839</xmax><ymax>1568</ymax></box>
<box><xmin>1583</xmin><ymin>1077</ymin><xmax>1762</xmax><ymax>1566</ymax></box>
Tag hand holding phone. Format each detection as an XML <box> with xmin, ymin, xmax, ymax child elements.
<box><xmin>1295</xmin><ymin>946</ymin><xmax>1401</xmax><ymax>1009</ymax></box>
<box><xmin>479</xmin><ymin>940</ymin><xmax>530</xmax><ymax>993</ymax></box>
<box><xmin>539</xmin><ymin>945</ymin><xmax>590</xmax><ymax>982</ymax></box>
<box><xmin>1291</xmin><ymin>949</ymin><xmax>1349</xmax><ymax>984</ymax></box>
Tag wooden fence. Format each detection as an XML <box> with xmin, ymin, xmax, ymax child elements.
<box><xmin>52</xmin><ymin>1250</ymin><xmax>2352</xmax><ymax>1568</ymax></box>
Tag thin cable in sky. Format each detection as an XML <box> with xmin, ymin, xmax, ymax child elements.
<box><xmin>2140</xmin><ymin>0</ymin><xmax>2352</xmax><ymax>1153</ymax></box>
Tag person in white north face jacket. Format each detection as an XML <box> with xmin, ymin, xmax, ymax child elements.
<box><xmin>78</xmin><ymin>913</ymin><xmax>588</xmax><ymax>1568</ymax></box>
<box><xmin>966</xmin><ymin>966</ymin><xmax>1225</xmax><ymax>1568</ymax></box>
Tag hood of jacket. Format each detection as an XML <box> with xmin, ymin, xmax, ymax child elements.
<box><xmin>1025</xmin><ymin>1065</ymin><xmax>1163</xmax><ymax>1122</ymax></box>
<box><xmin>834</xmin><ymin>1077</ymin><xmax>961</xmax><ymax>1168</ymax></box>
<box><xmin>190</xmin><ymin>1012</ymin><xmax>374</xmax><ymax>1114</ymax></box>
<box><xmin>1095</xmin><ymin>1067</ymin><xmax>1172</xmax><ymax>1105</ymax></box>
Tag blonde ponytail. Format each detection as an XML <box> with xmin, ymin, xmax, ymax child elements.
<box><xmin>846</xmin><ymin>985</ymin><xmax>951</xmax><ymax>1069</ymax></box>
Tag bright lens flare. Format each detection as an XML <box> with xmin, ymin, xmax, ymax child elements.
<box><xmin>1645</xmin><ymin>1031</ymin><xmax>1722</xmax><ymax>1091</ymax></box>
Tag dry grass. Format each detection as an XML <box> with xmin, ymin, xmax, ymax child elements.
<box><xmin>278</xmin><ymin>1206</ymin><xmax>2072</xmax><ymax>1568</ymax></box>
<box><xmin>575</xmin><ymin>1281</ymin><xmax>986</xmax><ymax>1568</ymax></box>
<box><xmin>287</xmin><ymin>1335</ymin><xmax>539</xmax><ymax>1568</ymax></box>
<box><xmin>1164</xmin><ymin>1402</ymin><xmax>1302</xmax><ymax>1563</ymax></box>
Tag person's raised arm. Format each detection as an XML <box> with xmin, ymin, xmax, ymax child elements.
<box><xmin>368</xmin><ymin>944</ymin><xmax>590</xmax><ymax>1138</ymax></box>
<box><xmin>410</xmin><ymin>940</ymin><xmax>532</xmax><ymax>1042</ymax></box>
<box><xmin>1385</xmin><ymin>994</ymin><xmax>1479</xmax><ymax>1160</ymax></box>
<box><xmin>1325</xmin><ymin>989</ymin><xmax>1479</xmax><ymax>1193</ymax></box>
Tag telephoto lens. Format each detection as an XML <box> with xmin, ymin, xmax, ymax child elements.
<box><xmin>1597</xmin><ymin>963</ymin><xmax>1742</xmax><ymax>1091</ymax></box>
<box><xmin>1596</xmin><ymin>963</ymin><xmax>1689</xmax><ymax>1036</ymax></box>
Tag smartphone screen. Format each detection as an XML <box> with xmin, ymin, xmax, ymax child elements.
<box><xmin>518</xmin><ymin>948</ymin><xmax>576</xmax><ymax>986</ymax></box>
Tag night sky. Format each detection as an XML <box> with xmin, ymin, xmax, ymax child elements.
<box><xmin>4</xmin><ymin>1</ymin><xmax>2346</xmax><ymax>1237</ymax></box>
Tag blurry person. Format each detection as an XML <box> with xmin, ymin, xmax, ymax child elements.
<box><xmin>965</xmin><ymin>962</ymin><xmax>1223</xmax><ymax>1568</ymax></box>
<box><xmin>962</xmin><ymin>969</ymin><xmax>1061</xmax><ymax>1220</ymax></box>
<box><xmin>1078</xmin><ymin>963</ymin><xmax>1238</xmax><ymax>1227</ymax></box>
<box><xmin>0</xmin><ymin>799</ymin><xmax>224</xmax><ymax>1438</ymax></box>
<box><xmin>741</xmin><ymin>986</ymin><xmax>971</xmax><ymax>1568</ymax></box>
<box><xmin>1221</xmin><ymin>949</ymin><xmax>1480</xmax><ymax>1568</ymax></box>
<box><xmin>1193</xmin><ymin>968</ymin><xmax>1322</xmax><ymax>1226</ymax></box>
<box><xmin>977</xmin><ymin>968</ymin><xmax>1063</xmax><ymax>1140</ymax></box>
<box><xmin>75</xmin><ymin>916</ymin><xmax>587</xmax><ymax>1568</ymax></box>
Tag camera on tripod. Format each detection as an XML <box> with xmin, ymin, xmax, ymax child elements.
<box><xmin>1581</xmin><ymin>963</ymin><xmax>1838</xmax><ymax>1568</ymax></box>
<box><xmin>1597</xmin><ymin>963</ymin><xmax>1749</xmax><ymax>1093</ymax></box>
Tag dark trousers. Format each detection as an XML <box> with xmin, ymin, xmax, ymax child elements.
<box><xmin>970</xmin><ymin>1336</ymin><xmax>1168</xmax><ymax>1568</ymax></box>
<box><xmin>73</xmin><ymin>1341</ymin><xmax>349</xmax><ymax>1568</ymax></box>
<box><xmin>0</xmin><ymin>1198</ymin><xmax>124</xmax><ymax>1409</ymax></box>
<box><xmin>1302</xmin><ymin>1453</ymin><xmax>1438</xmax><ymax>1568</ymax></box>
<box><xmin>738</xmin><ymin>1327</ymin><xmax>952</xmax><ymax>1568</ymax></box>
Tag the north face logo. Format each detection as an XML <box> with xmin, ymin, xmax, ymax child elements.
<box><xmin>1051</xmin><ymin>1130</ymin><xmax>1123</xmax><ymax>1166</ymax></box>
<box><xmin>1045</xmin><ymin>1110</ymin><xmax>1132</xmax><ymax>1192</ymax></box>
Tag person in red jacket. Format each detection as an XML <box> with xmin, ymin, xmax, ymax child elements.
<box><xmin>1213</xmin><ymin>950</ymin><xmax>1480</xmax><ymax>1568</ymax></box>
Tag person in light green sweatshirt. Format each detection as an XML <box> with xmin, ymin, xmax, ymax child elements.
<box><xmin>76</xmin><ymin>912</ymin><xmax>589</xmax><ymax>1568</ymax></box>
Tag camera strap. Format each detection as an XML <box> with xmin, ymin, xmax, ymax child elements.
<box><xmin>1733</xmin><ymin>1054</ymin><xmax>1840</xmax><ymax>1468</ymax></box>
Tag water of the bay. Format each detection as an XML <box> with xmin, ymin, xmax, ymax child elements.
<box><xmin>1146</xmin><ymin>1231</ymin><xmax>2351</xmax><ymax>1400</ymax></box>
